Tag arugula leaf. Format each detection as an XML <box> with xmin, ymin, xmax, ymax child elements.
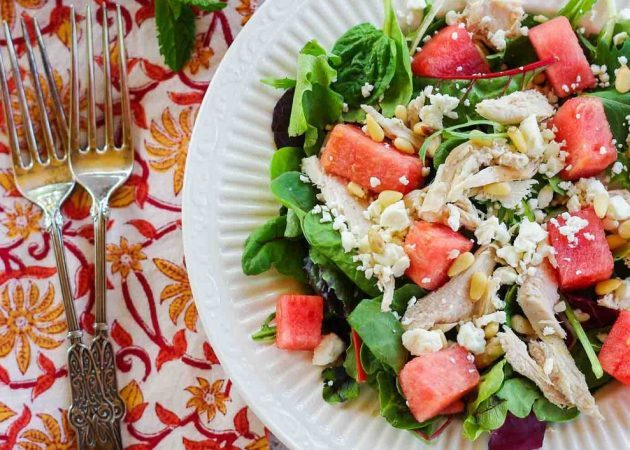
<box><xmin>462</xmin><ymin>360</ymin><xmax>507</xmax><ymax>440</ymax></box>
<box><xmin>558</xmin><ymin>0</ymin><xmax>599</xmax><ymax>26</ymax></box>
<box><xmin>270</xmin><ymin>147</ymin><xmax>305</xmax><ymax>180</ymax></box>
<box><xmin>347</xmin><ymin>299</ymin><xmax>408</xmax><ymax>373</ymax></box>
<box><xmin>548</xmin><ymin>176</ymin><xmax>568</xmax><ymax>195</ymax></box>
<box><xmin>532</xmin><ymin>398</ymin><xmax>580</xmax><ymax>422</ymax></box>
<box><xmin>270</xmin><ymin>172</ymin><xmax>318</xmax><ymax>219</ymax></box>
<box><xmin>155</xmin><ymin>0</ymin><xmax>196</xmax><ymax>71</ymax></box>
<box><xmin>566</xmin><ymin>303</ymin><xmax>604</xmax><ymax>379</ymax></box>
<box><xmin>262</xmin><ymin>77</ymin><xmax>297</xmax><ymax>89</ymax></box>
<box><xmin>251</xmin><ymin>313</ymin><xmax>277</xmax><ymax>342</ymax></box>
<box><xmin>587</xmin><ymin>89</ymin><xmax>630</xmax><ymax>145</ymax></box>
<box><xmin>322</xmin><ymin>366</ymin><xmax>360</xmax><ymax>404</ymax></box>
<box><xmin>241</xmin><ymin>215</ymin><xmax>307</xmax><ymax>282</ymax></box>
<box><xmin>177</xmin><ymin>0</ymin><xmax>228</xmax><ymax>11</ymax></box>
<box><xmin>289</xmin><ymin>41</ymin><xmax>344</xmax><ymax>155</ymax></box>
<box><xmin>496</xmin><ymin>378</ymin><xmax>541</xmax><ymax>418</ymax></box>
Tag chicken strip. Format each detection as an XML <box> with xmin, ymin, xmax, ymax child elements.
<box><xmin>476</xmin><ymin>90</ymin><xmax>555</xmax><ymax>125</ymax></box>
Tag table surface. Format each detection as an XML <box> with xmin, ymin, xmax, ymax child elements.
<box><xmin>0</xmin><ymin>1</ymin><xmax>278</xmax><ymax>448</ymax></box>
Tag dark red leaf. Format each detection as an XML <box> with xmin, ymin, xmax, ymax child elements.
<box><xmin>127</xmin><ymin>219</ymin><xmax>157</xmax><ymax>239</ymax></box>
<box><xmin>131</xmin><ymin>100</ymin><xmax>148</xmax><ymax>129</ymax></box>
<box><xmin>36</xmin><ymin>353</ymin><xmax>56</xmax><ymax>374</ymax></box>
<box><xmin>0</xmin><ymin>365</ymin><xmax>10</xmax><ymax>384</ymax></box>
<box><xmin>111</xmin><ymin>321</ymin><xmax>134</xmax><ymax>348</ymax></box>
<box><xmin>203</xmin><ymin>342</ymin><xmax>220</xmax><ymax>364</ymax></box>
<box><xmin>31</xmin><ymin>374</ymin><xmax>55</xmax><ymax>400</ymax></box>
<box><xmin>168</xmin><ymin>91</ymin><xmax>205</xmax><ymax>105</ymax></box>
<box><xmin>141</xmin><ymin>59</ymin><xmax>172</xmax><ymax>81</ymax></box>
<box><xmin>155</xmin><ymin>403</ymin><xmax>181</xmax><ymax>426</ymax></box>
<box><xmin>6</xmin><ymin>406</ymin><xmax>32</xmax><ymax>446</ymax></box>
<box><xmin>233</xmin><ymin>407</ymin><xmax>252</xmax><ymax>438</ymax></box>
<box><xmin>182</xmin><ymin>438</ymin><xmax>221</xmax><ymax>450</ymax></box>
<box><xmin>74</xmin><ymin>264</ymin><xmax>93</xmax><ymax>299</ymax></box>
<box><xmin>125</xmin><ymin>402</ymin><xmax>148</xmax><ymax>424</ymax></box>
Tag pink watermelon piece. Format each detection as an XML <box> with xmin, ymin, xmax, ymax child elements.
<box><xmin>275</xmin><ymin>295</ymin><xmax>323</xmax><ymax>351</ymax></box>
<box><xmin>548</xmin><ymin>207</ymin><xmax>614</xmax><ymax>291</ymax></box>
<box><xmin>321</xmin><ymin>124</ymin><xmax>425</xmax><ymax>194</ymax></box>
<box><xmin>399</xmin><ymin>345</ymin><xmax>480</xmax><ymax>423</ymax></box>
<box><xmin>404</xmin><ymin>221</ymin><xmax>474</xmax><ymax>290</ymax></box>
<box><xmin>437</xmin><ymin>399</ymin><xmax>465</xmax><ymax>416</ymax></box>
<box><xmin>412</xmin><ymin>24</ymin><xmax>490</xmax><ymax>77</ymax></box>
<box><xmin>528</xmin><ymin>16</ymin><xmax>596</xmax><ymax>98</ymax></box>
<box><xmin>551</xmin><ymin>97</ymin><xmax>617</xmax><ymax>181</ymax></box>
<box><xmin>599</xmin><ymin>310</ymin><xmax>630</xmax><ymax>385</ymax></box>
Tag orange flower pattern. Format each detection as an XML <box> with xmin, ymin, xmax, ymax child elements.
<box><xmin>0</xmin><ymin>283</ymin><xmax>66</xmax><ymax>374</ymax></box>
<box><xmin>2</xmin><ymin>202</ymin><xmax>42</xmax><ymax>239</ymax></box>
<box><xmin>106</xmin><ymin>237</ymin><xmax>147</xmax><ymax>279</ymax></box>
<box><xmin>18</xmin><ymin>411</ymin><xmax>75</xmax><ymax>450</ymax></box>
<box><xmin>186</xmin><ymin>35</ymin><xmax>215</xmax><ymax>75</ymax></box>
<box><xmin>236</xmin><ymin>0</ymin><xmax>258</xmax><ymax>25</ymax></box>
<box><xmin>154</xmin><ymin>258</ymin><xmax>197</xmax><ymax>332</ymax></box>
<box><xmin>185</xmin><ymin>377</ymin><xmax>229</xmax><ymax>422</ymax></box>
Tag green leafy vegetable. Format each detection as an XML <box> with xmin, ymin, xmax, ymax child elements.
<box><xmin>532</xmin><ymin>399</ymin><xmax>580</xmax><ymax>422</ymax></box>
<box><xmin>496</xmin><ymin>378</ymin><xmax>542</xmax><ymax>418</ymax></box>
<box><xmin>270</xmin><ymin>172</ymin><xmax>319</xmax><ymax>219</ymax></box>
<box><xmin>177</xmin><ymin>0</ymin><xmax>228</xmax><ymax>11</ymax></box>
<box><xmin>322</xmin><ymin>367</ymin><xmax>360</xmax><ymax>404</ymax></box>
<box><xmin>433</xmin><ymin>137</ymin><xmax>467</xmax><ymax>169</ymax></box>
<box><xmin>587</xmin><ymin>89</ymin><xmax>630</xmax><ymax>145</ymax></box>
<box><xmin>475</xmin><ymin>397</ymin><xmax>509</xmax><ymax>431</ymax></box>
<box><xmin>261</xmin><ymin>77</ymin><xmax>297</xmax><ymax>89</ymax></box>
<box><xmin>343</xmin><ymin>341</ymin><xmax>358</xmax><ymax>380</ymax></box>
<box><xmin>155</xmin><ymin>0</ymin><xmax>196</xmax><ymax>71</ymax></box>
<box><xmin>549</xmin><ymin>176</ymin><xmax>568</xmax><ymax>195</ymax></box>
<box><xmin>463</xmin><ymin>360</ymin><xmax>507</xmax><ymax>440</ymax></box>
<box><xmin>284</xmin><ymin>209</ymin><xmax>302</xmax><ymax>238</ymax></box>
<box><xmin>609</xmin><ymin>153</ymin><xmax>630</xmax><ymax>189</ymax></box>
<box><xmin>289</xmin><ymin>41</ymin><xmax>344</xmax><ymax>155</ymax></box>
<box><xmin>419</xmin><ymin>120</ymin><xmax>500</xmax><ymax>161</ymax></box>
<box><xmin>503</xmin><ymin>285</ymin><xmax>520</xmax><ymax>327</ymax></box>
<box><xmin>307</xmin><ymin>248</ymin><xmax>361</xmax><ymax>314</ymax></box>
<box><xmin>566</xmin><ymin>303</ymin><xmax>604</xmax><ymax>379</ymax></box>
<box><xmin>251</xmin><ymin>313</ymin><xmax>277</xmax><ymax>342</ymax></box>
<box><xmin>571</xmin><ymin>327</ymin><xmax>613</xmax><ymax>389</ymax></box>
<box><xmin>387</xmin><ymin>284</ymin><xmax>426</xmax><ymax>317</ymax></box>
<box><xmin>347</xmin><ymin>299</ymin><xmax>408</xmax><ymax>373</ymax></box>
<box><xmin>558</xmin><ymin>0</ymin><xmax>599</xmax><ymax>26</ymax></box>
<box><xmin>270</xmin><ymin>147</ymin><xmax>305</xmax><ymax>180</ymax></box>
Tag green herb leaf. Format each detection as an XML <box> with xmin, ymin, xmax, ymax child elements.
<box><xmin>565</xmin><ymin>303</ymin><xmax>604</xmax><ymax>379</ymax></box>
<box><xmin>476</xmin><ymin>397</ymin><xmax>509</xmax><ymax>431</ymax></box>
<box><xmin>532</xmin><ymin>398</ymin><xmax>580</xmax><ymax>422</ymax></box>
<box><xmin>433</xmin><ymin>137</ymin><xmax>467</xmax><ymax>169</ymax></box>
<box><xmin>155</xmin><ymin>0</ymin><xmax>196</xmax><ymax>71</ymax></box>
<box><xmin>496</xmin><ymin>378</ymin><xmax>541</xmax><ymax>418</ymax></box>
<box><xmin>177</xmin><ymin>0</ymin><xmax>228</xmax><ymax>11</ymax></box>
<box><xmin>261</xmin><ymin>77</ymin><xmax>297</xmax><ymax>89</ymax></box>
<box><xmin>251</xmin><ymin>312</ymin><xmax>277</xmax><ymax>342</ymax></box>
<box><xmin>587</xmin><ymin>89</ymin><xmax>630</xmax><ymax>146</ymax></box>
<box><xmin>503</xmin><ymin>285</ymin><xmax>520</xmax><ymax>327</ymax></box>
<box><xmin>270</xmin><ymin>171</ymin><xmax>319</xmax><ymax>219</ymax></box>
<box><xmin>322</xmin><ymin>366</ymin><xmax>360</xmax><ymax>404</ymax></box>
<box><xmin>270</xmin><ymin>147</ymin><xmax>305</xmax><ymax>180</ymax></box>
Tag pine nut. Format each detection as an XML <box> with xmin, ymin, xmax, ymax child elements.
<box><xmin>603</xmin><ymin>218</ymin><xmax>620</xmax><ymax>231</ymax></box>
<box><xmin>469</xmin><ymin>272</ymin><xmax>488</xmax><ymax>301</ymax></box>
<box><xmin>447</xmin><ymin>252</ymin><xmax>475</xmax><ymax>277</ymax></box>
<box><xmin>595</xmin><ymin>278</ymin><xmax>622</xmax><ymax>296</ymax></box>
<box><xmin>574</xmin><ymin>309</ymin><xmax>590</xmax><ymax>322</ymax></box>
<box><xmin>395</xmin><ymin>104</ymin><xmax>408</xmax><ymax>123</ymax></box>
<box><xmin>368</xmin><ymin>228</ymin><xmax>385</xmax><ymax>254</ymax></box>
<box><xmin>511</xmin><ymin>314</ymin><xmax>534</xmax><ymax>335</ymax></box>
<box><xmin>347</xmin><ymin>182</ymin><xmax>366</xmax><ymax>199</ymax></box>
<box><xmin>483</xmin><ymin>182</ymin><xmax>512</xmax><ymax>196</ymax></box>
<box><xmin>619</xmin><ymin>220</ymin><xmax>630</xmax><ymax>239</ymax></box>
<box><xmin>366</xmin><ymin>114</ymin><xmax>385</xmax><ymax>143</ymax></box>
<box><xmin>484</xmin><ymin>322</ymin><xmax>499</xmax><ymax>339</ymax></box>
<box><xmin>377</xmin><ymin>190</ymin><xmax>403</xmax><ymax>207</ymax></box>
<box><xmin>508</xmin><ymin>126</ymin><xmax>528</xmax><ymax>153</ymax></box>
<box><xmin>413</xmin><ymin>122</ymin><xmax>434</xmax><ymax>137</ymax></box>
<box><xmin>594</xmin><ymin>193</ymin><xmax>609</xmax><ymax>219</ymax></box>
<box><xmin>394</xmin><ymin>137</ymin><xmax>415</xmax><ymax>155</ymax></box>
<box><xmin>606</xmin><ymin>234</ymin><xmax>626</xmax><ymax>250</ymax></box>
<box><xmin>475</xmin><ymin>337</ymin><xmax>504</xmax><ymax>368</ymax></box>
<box><xmin>615</xmin><ymin>66</ymin><xmax>630</xmax><ymax>94</ymax></box>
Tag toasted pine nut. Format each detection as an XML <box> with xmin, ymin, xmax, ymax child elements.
<box><xmin>413</xmin><ymin>122</ymin><xmax>434</xmax><ymax>137</ymax></box>
<box><xmin>393</xmin><ymin>137</ymin><xmax>415</xmax><ymax>155</ymax></box>
<box><xmin>484</xmin><ymin>322</ymin><xmax>499</xmax><ymax>339</ymax></box>
<box><xmin>366</xmin><ymin>114</ymin><xmax>385</xmax><ymax>143</ymax></box>
<box><xmin>511</xmin><ymin>314</ymin><xmax>534</xmax><ymax>335</ymax></box>
<box><xmin>347</xmin><ymin>182</ymin><xmax>366</xmax><ymax>199</ymax></box>
<box><xmin>395</xmin><ymin>104</ymin><xmax>408</xmax><ymax>123</ymax></box>
<box><xmin>595</xmin><ymin>278</ymin><xmax>622</xmax><ymax>296</ymax></box>
<box><xmin>447</xmin><ymin>252</ymin><xmax>475</xmax><ymax>277</ymax></box>
<box><xmin>603</xmin><ymin>218</ymin><xmax>620</xmax><ymax>231</ymax></box>
<box><xmin>368</xmin><ymin>229</ymin><xmax>385</xmax><ymax>254</ymax></box>
<box><xmin>508</xmin><ymin>126</ymin><xmax>528</xmax><ymax>153</ymax></box>
<box><xmin>615</xmin><ymin>66</ymin><xmax>630</xmax><ymax>94</ymax></box>
<box><xmin>619</xmin><ymin>220</ymin><xmax>630</xmax><ymax>239</ymax></box>
<box><xmin>594</xmin><ymin>193</ymin><xmax>609</xmax><ymax>219</ymax></box>
<box><xmin>378</xmin><ymin>190</ymin><xmax>403</xmax><ymax>207</ymax></box>
<box><xmin>574</xmin><ymin>309</ymin><xmax>591</xmax><ymax>322</ymax></box>
<box><xmin>483</xmin><ymin>182</ymin><xmax>512</xmax><ymax>196</ymax></box>
<box><xmin>606</xmin><ymin>234</ymin><xmax>626</xmax><ymax>250</ymax></box>
<box><xmin>469</xmin><ymin>272</ymin><xmax>488</xmax><ymax>301</ymax></box>
<box><xmin>475</xmin><ymin>337</ymin><xmax>504</xmax><ymax>368</ymax></box>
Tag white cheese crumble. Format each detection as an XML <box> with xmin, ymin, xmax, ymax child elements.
<box><xmin>361</xmin><ymin>82</ymin><xmax>374</xmax><ymax>98</ymax></box>
<box><xmin>474</xmin><ymin>311</ymin><xmax>507</xmax><ymax>328</ymax></box>
<box><xmin>370</xmin><ymin>177</ymin><xmax>381</xmax><ymax>188</ymax></box>
<box><xmin>399</xmin><ymin>175</ymin><xmax>410</xmax><ymax>186</ymax></box>
<box><xmin>475</xmin><ymin>217</ymin><xmax>510</xmax><ymax>246</ymax></box>
<box><xmin>554</xmin><ymin>213</ymin><xmax>589</xmax><ymax>245</ymax></box>
<box><xmin>312</xmin><ymin>333</ymin><xmax>345</xmax><ymax>366</ymax></box>
<box><xmin>419</xmin><ymin>91</ymin><xmax>460</xmax><ymax>130</ymax></box>
<box><xmin>402</xmin><ymin>328</ymin><xmax>444</xmax><ymax>356</ymax></box>
<box><xmin>612</xmin><ymin>161</ymin><xmax>625</xmax><ymax>175</ymax></box>
<box><xmin>457</xmin><ymin>322</ymin><xmax>486</xmax><ymax>355</ymax></box>
<box><xmin>542</xmin><ymin>326</ymin><xmax>556</xmax><ymax>336</ymax></box>
<box><xmin>380</xmin><ymin>201</ymin><xmax>411</xmax><ymax>231</ymax></box>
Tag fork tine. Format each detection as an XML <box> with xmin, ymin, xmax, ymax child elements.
<box><xmin>101</xmin><ymin>4</ymin><xmax>114</xmax><ymax>149</ymax></box>
<box><xmin>85</xmin><ymin>5</ymin><xmax>97</xmax><ymax>150</ymax></box>
<box><xmin>69</xmin><ymin>7</ymin><xmax>80</xmax><ymax>153</ymax></box>
<box><xmin>21</xmin><ymin>18</ymin><xmax>55</xmax><ymax>163</ymax></box>
<box><xmin>116</xmin><ymin>5</ymin><xmax>132</xmax><ymax>150</ymax></box>
<box><xmin>0</xmin><ymin>27</ymin><xmax>24</xmax><ymax>170</ymax></box>
<box><xmin>34</xmin><ymin>18</ymin><xmax>68</xmax><ymax>154</ymax></box>
<box><xmin>3</xmin><ymin>21</ymin><xmax>40</xmax><ymax>166</ymax></box>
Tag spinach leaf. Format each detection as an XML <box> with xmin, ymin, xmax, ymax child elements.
<box><xmin>360</xmin><ymin>343</ymin><xmax>387</xmax><ymax>376</ymax></box>
<box><xmin>343</xmin><ymin>340</ymin><xmax>358</xmax><ymax>380</ymax></box>
<box><xmin>251</xmin><ymin>313</ymin><xmax>277</xmax><ymax>342</ymax></box>
<box><xmin>241</xmin><ymin>215</ymin><xmax>307</xmax><ymax>282</ymax></box>
<box><xmin>270</xmin><ymin>147</ymin><xmax>305</xmax><ymax>180</ymax></box>
<box><xmin>496</xmin><ymin>378</ymin><xmax>541</xmax><ymax>418</ymax></box>
<box><xmin>322</xmin><ymin>366</ymin><xmax>360</xmax><ymax>404</ymax></box>
<box><xmin>261</xmin><ymin>77</ymin><xmax>297</xmax><ymax>89</ymax></box>
<box><xmin>284</xmin><ymin>209</ymin><xmax>302</xmax><ymax>238</ymax></box>
<box><xmin>302</xmin><ymin>212</ymin><xmax>379</xmax><ymax>296</ymax></box>
<box><xmin>558</xmin><ymin>0</ymin><xmax>598</xmax><ymax>26</ymax></box>
<box><xmin>433</xmin><ymin>137</ymin><xmax>466</xmax><ymax>169</ymax></box>
<box><xmin>330</xmin><ymin>24</ymin><xmax>397</xmax><ymax>108</ymax></box>
<box><xmin>348</xmin><ymin>299</ymin><xmax>408</xmax><ymax>373</ymax></box>
<box><xmin>289</xmin><ymin>41</ymin><xmax>344</xmax><ymax>155</ymax></box>
<box><xmin>270</xmin><ymin>172</ymin><xmax>318</xmax><ymax>219</ymax></box>
<box><xmin>609</xmin><ymin>153</ymin><xmax>630</xmax><ymax>189</ymax></box>
<box><xmin>381</xmin><ymin>0</ymin><xmax>413</xmax><ymax>116</ymax></box>
<box><xmin>501</xmin><ymin>36</ymin><xmax>538</xmax><ymax>68</ymax></box>
<box><xmin>532</xmin><ymin>398</ymin><xmax>580</xmax><ymax>423</ymax></box>
<box><xmin>387</xmin><ymin>284</ymin><xmax>426</xmax><ymax>317</ymax></box>
<box><xmin>476</xmin><ymin>397</ymin><xmax>509</xmax><ymax>431</ymax></box>
<box><xmin>587</xmin><ymin>89</ymin><xmax>630</xmax><ymax>145</ymax></box>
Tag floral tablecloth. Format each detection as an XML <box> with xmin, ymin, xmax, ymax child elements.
<box><xmin>0</xmin><ymin>1</ymin><xmax>271</xmax><ymax>449</ymax></box>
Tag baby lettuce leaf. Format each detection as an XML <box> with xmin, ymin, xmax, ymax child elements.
<box><xmin>289</xmin><ymin>41</ymin><xmax>344</xmax><ymax>155</ymax></box>
<box><xmin>270</xmin><ymin>147</ymin><xmax>305</xmax><ymax>180</ymax></box>
<box><xmin>433</xmin><ymin>137</ymin><xmax>466</xmax><ymax>169</ymax></box>
<box><xmin>463</xmin><ymin>360</ymin><xmax>507</xmax><ymax>440</ymax></box>
<box><xmin>262</xmin><ymin>77</ymin><xmax>296</xmax><ymax>89</ymax></box>
<box><xmin>375</xmin><ymin>284</ymin><xmax>426</xmax><ymax>317</ymax></box>
<box><xmin>532</xmin><ymin>399</ymin><xmax>579</xmax><ymax>423</ymax></box>
<box><xmin>241</xmin><ymin>215</ymin><xmax>307</xmax><ymax>283</ymax></box>
<box><xmin>475</xmin><ymin>397</ymin><xmax>509</xmax><ymax>432</ymax></box>
<box><xmin>270</xmin><ymin>171</ymin><xmax>319</xmax><ymax>219</ymax></box>
<box><xmin>587</xmin><ymin>89</ymin><xmax>630</xmax><ymax>145</ymax></box>
<box><xmin>496</xmin><ymin>378</ymin><xmax>542</xmax><ymax>419</ymax></box>
<box><xmin>347</xmin><ymin>298</ymin><xmax>408</xmax><ymax>373</ymax></box>
<box><xmin>322</xmin><ymin>366</ymin><xmax>360</xmax><ymax>404</ymax></box>
<box><xmin>302</xmin><ymin>212</ymin><xmax>379</xmax><ymax>297</ymax></box>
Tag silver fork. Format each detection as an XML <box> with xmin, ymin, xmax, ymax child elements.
<box><xmin>68</xmin><ymin>5</ymin><xmax>131</xmax><ymax>445</ymax></box>
<box><xmin>0</xmin><ymin>17</ymin><xmax>119</xmax><ymax>450</ymax></box>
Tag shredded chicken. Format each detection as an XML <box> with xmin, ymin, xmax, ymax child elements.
<box><xmin>476</xmin><ymin>90</ymin><xmax>555</xmax><ymax>125</ymax></box>
<box><xmin>362</xmin><ymin>105</ymin><xmax>423</xmax><ymax>148</ymax></box>
<box><xmin>498</xmin><ymin>328</ymin><xmax>570</xmax><ymax>407</ymax></box>
<box><xmin>464</xmin><ymin>0</ymin><xmax>525</xmax><ymax>50</ymax></box>
<box><xmin>301</xmin><ymin>156</ymin><xmax>370</xmax><ymax>235</ymax></box>
<box><xmin>402</xmin><ymin>247</ymin><xmax>496</xmax><ymax>330</ymax></box>
<box><xmin>517</xmin><ymin>263</ymin><xmax>566</xmax><ymax>339</ymax></box>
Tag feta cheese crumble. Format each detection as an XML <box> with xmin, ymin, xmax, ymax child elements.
<box><xmin>402</xmin><ymin>328</ymin><xmax>445</xmax><ymax>356</ymax></box>
<box><xmin>457</xmin><ymin>322</ymin><xmax>486</xmax><ymax>355</ymax></box>
<box><xmin>312</xmin><ymin>333</ymin><xmax>345</xmax><ymax>366</ymax></box>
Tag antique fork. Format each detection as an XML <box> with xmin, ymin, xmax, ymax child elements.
<box><xmin>67</xmin><ymin>5</ymin><xmax>131</xmax><ymax>446</ymax></box>
<box><xmin>0</xmin><ymin>17</ymin><xmax>119</xmax><ymax>450</ymax></box>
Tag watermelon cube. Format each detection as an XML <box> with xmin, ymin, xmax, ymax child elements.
<box><xmin>599</xmin><ymin>310</ymin><xmax>630</xmax><ymax>385</ymax></box>
<box><xmin>320</xmin><ymin>124</ymin><xmax>425</xmax><ymax>194</ymax></box>
<box><xmin>548</xmin><ymin>208</ymin><xmax>614</xmax><ymax>290</ymax></box>
<box><xmin>404</xmin><ymin>221</ymin><xmax>474</xmax><ymax>290</ymax></box>
<box><xmin>412</xmin><ymin>24</ymin><xmax>490</xmax><ymax>77</ymax></box>
<box><xmin>399</xmin><ymin>345</ymin><xmax>480</xmax><ymax>423</ymax></box>
<box><xmin>551</xmin><ymin>97</ymin><xmax>617</xmax><ymax>181</ymax></box>
<box><xmin>437</xmin><ymin>399</ymin><xmax>465</xmax><ymax>416</ymax></box>
<box><xmin>275</xmin><ymin>295</ymin><xmax>323</xmax><ymax>351</ymax></box>
<box><xmin>528</xmin><ymin>16</ymin><xmax>596</xmax><ymax>98</ymax></box>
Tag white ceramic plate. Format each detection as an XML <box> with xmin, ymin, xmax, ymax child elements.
<box><xmin>182</xmin><ymin>1</ymin><xmax>630</xmax><ymax>448</ymax></box>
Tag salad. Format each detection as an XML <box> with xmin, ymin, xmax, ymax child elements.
<box><xmin>241</xmin><ymin>0</ymin><xmax>630</xmax><ymax>448</ymax></box>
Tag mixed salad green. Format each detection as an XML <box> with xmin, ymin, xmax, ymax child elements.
<box><xmin>243</xmin><ymin>0</ymin><xmax>630</xmax><ymax>448</ymax></box>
